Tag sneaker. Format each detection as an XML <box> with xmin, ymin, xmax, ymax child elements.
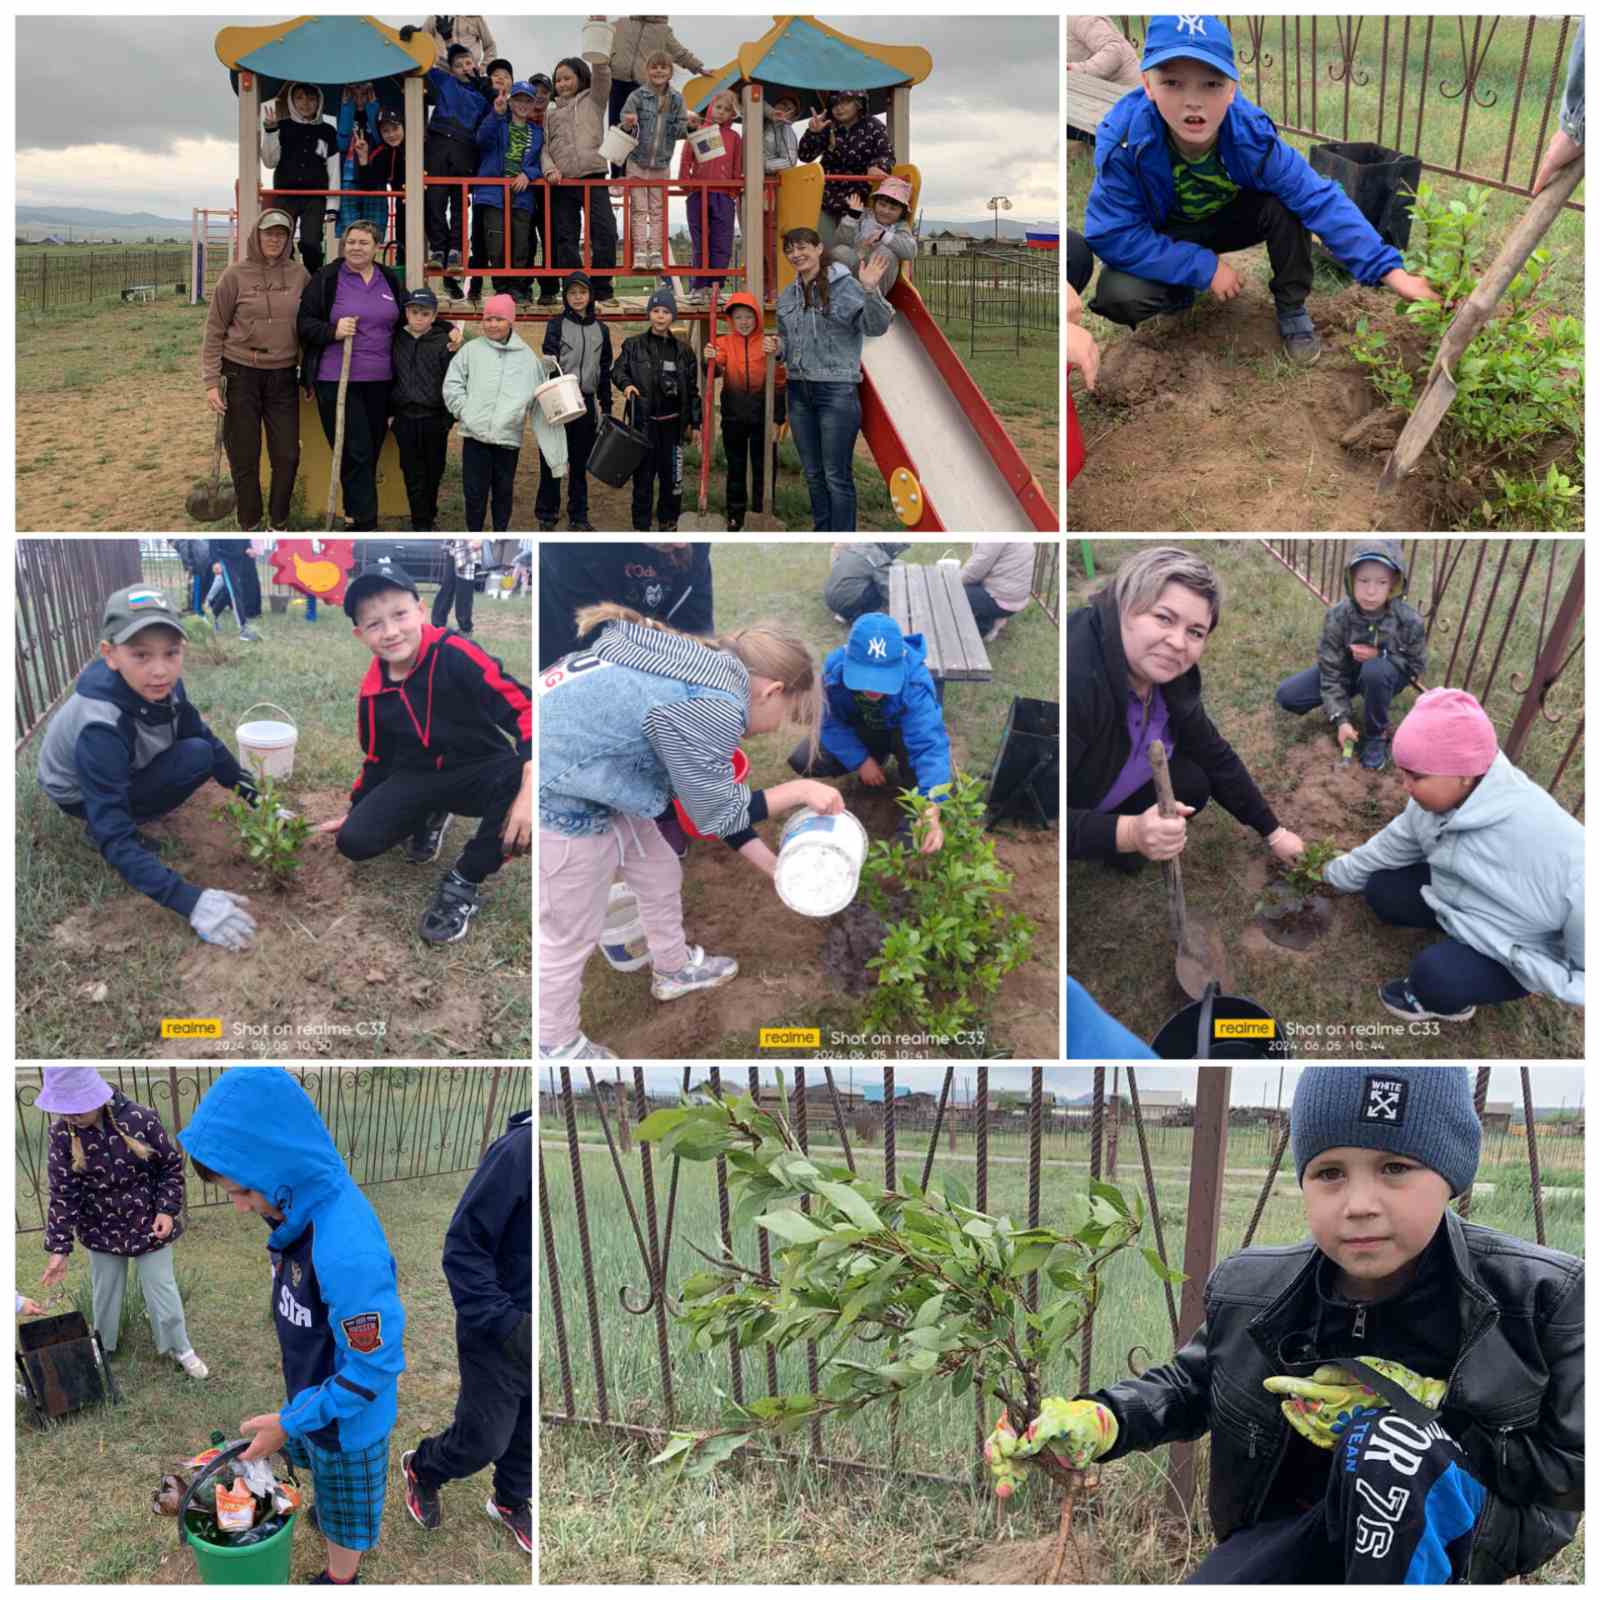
<box><xmin>1277</xmin><ymin>306</ymin><xmax>1322</xmax><ymax>365</ymax></box>
<box><xmin>538</xmin><ymin>520</ymin><xmax>558</xmax><ymax>532</ymax></box>
<box><xmin>401</xmin><ymin>1449</ymin><xmax>442</xmax><ymax>1531</ymax></box>
<box><xmin>538</xmin><ymin>1032</ymin><xmax>618</xmax><ymax>1061</ymax></box>
<box><xmin>486</xmin><ymin>1495</ymin><xmax>532</xmax><ymax>1555</ymax></box>
<box><xmin>445</xmin><ymin>249</ymin><xmax>463</xmax><ymax>271</ymax></box>
<box><xmin>309</xmin><ymin>1571</ymin><xmax>361</xmax><ymax>1585</ymax></box>
<box><xmin>651</xmin><ymin>944</ymin><xmax>738</xmax><ymax>1001</ymax></box>
<box><xmin>405</xmin><ymin>812</ymin><xmax>452</xmax><ymax>865</ymax></box>
<box><xmin>419</xmin><ymin>871</ymin><xmax>481</xmax><ymax>945</ymax></box>
<box><xmin>175</xmin><ymin>1348</ymin><xmax>209</xmax><ymax>1379</ymax></box>
<box><xmin>1378</xmin><ymin>979</ymin><xmax>1476</xmax><ymax>1023</ymax></box>
<box><xmin>1359</xmin><ymin>735</ymin><xmax>1388</xmax><ymax>771</ymax></box>
<box><xmin>537</xmin><ymin>293</ymin><xmax>560</xmax><ymax>307</ymax></box>
<box><xmin>426</xmin><ymin>250</ymin><xmax>443</xmax><ymax>270</ymax></box>
<box><xmin>239</xmin><ymin>627</ymin><xmax>262</xmax><ymax>643</ymax></box>
<box><xmin>567</xmin><ymin>519</ymin><xmax>595</xmax><ymax>532</ymax></box>
<box><xmin>832</xmin><ymin>613</ymin><xmax>848</xmax><ymax>625</ymax></box>
<box><xmin>443</xmin><ymin>277</ymin><xmax>464</xmax><ymax>301</ymax></box>
<box><xmin>725</xmin><ymin>517</ymin><xmax>744</xmax><ymax>532</ymax></box>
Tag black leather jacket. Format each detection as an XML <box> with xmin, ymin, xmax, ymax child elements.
<box><xmin>1090</xmin><ymin>1210</ymin><xmax>1583</xmax><ymax>1583</ymax></box>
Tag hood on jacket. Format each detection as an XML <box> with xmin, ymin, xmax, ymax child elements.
<box><xmin>245</xmin><ymin>212</ymin><xmax>300</xmax><ymax>270</ymax></box>
<box><xmin>562</xmin><ymin>271</ymin><xmax>596</xmax><ymax>319</ymax></box>
<box><xmin>1345</xmin><ymin>538</ymin><xmax>1408</xmax><ymax>604</ymax></box>
<box><xmin>719</xmin><ymin>291</ymin><xmax>761</xmax><ymax>323</ymax></box>
<box><xmin>591</xmin><ymin>618</ymin><xmax>750</xmax><ymax>702</ymax></box>
<box><xmin>280</xmin><ymin>82</ymin><xmax>326</xmax><ymax>123</ymax></box>
<box><xmin>176</xmin><ymin>1067</ymin><xmax>349</xmax><ymax>1250</ymax></box>
<box><xmin>480</xmin><ymin>328</ymin><xmax>532</xmax><ymax>356</ymax></box>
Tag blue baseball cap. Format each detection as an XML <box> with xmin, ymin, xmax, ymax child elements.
<box><xmin>510</xmin><ymin>79</ymin><xmax>537</xmax><ymax>100</ymax></box>
<box><xmin>843</xmin><ymin>612</ymin><xmax>907</xmax><ymax>694</ymax></box>
<box><xmin>1140</xmin><ymin>16</ymin><xmax>1239</xmax><ymax>84</ymax></box>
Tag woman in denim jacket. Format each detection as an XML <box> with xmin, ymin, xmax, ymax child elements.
<box><xmin>768</xmin><ymin>228</ymin><xmax>894</xmax><ymax>530</ymax></box>
<box><xmin>539</xmin><ymin>602</ymin><xmax>845</xmax><ymax>1061</ymax></box>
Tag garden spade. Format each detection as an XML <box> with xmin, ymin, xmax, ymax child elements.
<box><xmin>186</xmin><ymin>383</ymin><xmax>237</xmax><ymax>523</ymax></box>
<box><xmin>677</xmin><ymin>367</ymin><xmax>721</xmax><ymax>530</ymax></box>
<box><xmin>1378</xmin><ymin>153</ymin><xmax>1584</xmax><ymax>492</ymax></box>
<box><xmin>1148</xmin><ymin>740</ymin><xmax>1233</xmax><ymax>1000</ymax></box>
<box><xmin>325</xmin><ymin>334</ymin><xmax>354</xmax><ymax>531</ymax></box>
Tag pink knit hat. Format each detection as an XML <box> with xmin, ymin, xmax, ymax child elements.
<box><xmin>482</xmin><ymin>293</ymin><xmax>518</xmax><ymax>322</ymax></box>
<box><xmin>1391</xmin><ymin>687</ymin><xmax>1498</xmax><ymax>777</ymax></box>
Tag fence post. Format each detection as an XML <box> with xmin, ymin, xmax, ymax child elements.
<box><xmin>1167</xmin><ymin>1067</ymin><xmax>1231</xmax><ymax>1520</ymax></box>
<box><xmin>1503</xmin><ymin>551</ymin><xmax>1583</xmax><ymax>765</ymax></box>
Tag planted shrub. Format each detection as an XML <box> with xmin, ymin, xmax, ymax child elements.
<box><xmin>215</xmin><ymin>774</ymin><xmax>311</xmax><ymax>888</ymax></box>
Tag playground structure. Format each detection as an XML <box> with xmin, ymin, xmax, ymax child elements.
<box><xmin>211</xmin><ymin>15</ymin><xmax>1057</xmax><ymax>529</ymax></box>
<box><xmin>188</xmin><ymin>206</ymin><xmax>239</xmax><ymax>306</ymax></box>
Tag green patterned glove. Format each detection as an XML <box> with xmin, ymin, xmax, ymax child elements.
<box><xmin>983</xmin><ymin>1398</ymin><xmax>1118</xmax><ymax>1497</ymax></box>
<box><xmin>1263</xmin><ymin>1358</ymin><xmax>1447</xmax><ymax>1450</ymax></box>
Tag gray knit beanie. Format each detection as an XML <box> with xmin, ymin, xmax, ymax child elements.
<box><xmin>1291</xmin><ymin>1067</ymin><xmax>1480</xmax><ymax>1197</ymax></box>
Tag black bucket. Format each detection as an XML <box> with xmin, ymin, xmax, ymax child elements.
<box><xmin>987</xmin><ymin>696</ymin><xmax>1058</xmax><ymax>826</ymax></box>
<box><xmin>15</xmin><ymin>1309</ymin><xmax>121</xmax><ymax>1423</ymax></box>
<box><xmin>1308</xmin><ymin>141</ymin><xmax>1423</xmax><ymax>253</ymax></box>
<box><xmin>1149</xmin><ymin>980</ymin><xmax>1291</xmax><ymax>1060</ymax></box>
<box><xmin>587</xmin><ymin>399</ymin><xmax>651</xmax><ymax>488</ymax></box>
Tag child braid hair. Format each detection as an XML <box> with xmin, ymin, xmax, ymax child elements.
<box><xmin>66</xmin><ymin>1101</ymin><xmax>154</xmax><ymax>1174</ymax></box>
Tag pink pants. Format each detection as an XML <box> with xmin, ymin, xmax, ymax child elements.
<box><xmin>625</xmin><ymin>158</ymin><xmax>670</xmax><ymax>260</ymax></box>
<box><xmin>539</xmin><ymin>818</ymin><xmax>689</xmax><ymax>1047</ymax></box>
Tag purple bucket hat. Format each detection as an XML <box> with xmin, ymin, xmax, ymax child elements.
<box><xmin>34</xmin><ymin>1068</ymin><xmax>115</xmax><ymax>1115</ymax></box>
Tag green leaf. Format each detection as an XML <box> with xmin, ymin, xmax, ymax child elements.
<box><xmin>951</xmin><ymin>1362</ymin><xmax>974</xmax><ymax>1399</ymax></box>
<box><xmin>815</xmin><ymin>1180</ymin><xmax>884</xmax><ymax>1234</ymax></box>
<box><xmin>680</xmin><ymin>1430</ymin><xmax>753</xmax><ymax>1478</ymax></box>
<box><xmin>911</xmin><ymin>1292</ymin><xmax>946</xmax><ymax>1328</ymax></box>
<box><xmin>962</xmin><ymin>1218</ymin><xmax>994</xmax><ymax>1240</ymax></box>
<box><xmin>648</xmin><ymin>1432</ymin><xmax>697</xmax><ymax>1466</ymax></box>
<box><xmin>756</xmin><ymin>1208</ymin><xmax>832</xmax><ymax>1245</ymax></box>
<box><xmin>635</xmin><ymin>1108</ymin><xmax>692</xmax><ymax>1142</ymax></box>
<box><xmin>1142</xmin><ymin>1247</ymin><xmax>1188</xmax><ymax>1286</ymax></box>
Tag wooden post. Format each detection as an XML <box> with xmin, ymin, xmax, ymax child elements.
<box><xmin>404</xmin><ymin>74</ymin><xmax>426</xmax><ymax>289</ymax></box>
<box><xmin>890</xmin><ymin>84</ymin><xmax>910</xmax><ymax>172</ymax></box>
<box><xmin>238</xmin><ymin>71</ymin><xmax>261</xmax><ymax>244</ymax></box>
<box><xmin>1167</xmin><ymin>1067</ymin><xmax>1231</xmax><ymax>1520</ymax></box>
<box><xmin>742</xmin><ymin>82</ymin><xmax>765</xmax><ymax>309</ymax></box>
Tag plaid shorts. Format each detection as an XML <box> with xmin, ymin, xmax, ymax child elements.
<box><xmin>283</xmin><ymin>1433</ymin><xmax>391</xmax><ymax>1552</ymax></box>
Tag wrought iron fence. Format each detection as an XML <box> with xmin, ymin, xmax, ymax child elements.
<box><xmin>1031</xmin><ymin>542</ymin><xmax>1062</xmax><ymax>626</ymax></box>
<box><xmin>1262</xmin><ymin>539</ymin><xmax>1583</xmax><ymax>808</ymax></box>
<box><xmin>15</xmin><ymin>539</ymin><xmax>143</xmax><ymax>750</ymax></box>
<box><xmin>913</xmin><ymin>248</ymin><xmax>1058</xmax><ymax>364</ymax></box>
<box><xmin>17</xmin><ymin>248</ymin><xmax>196</xmax><ymax>313</ymax></box>
<box><xmin>16</xmin><ymin>1066</ymin><xmax>527</xmax><ymax>1234</ymax></box>
<box><xmin>1112</xmin><ymin>16</ymin><xmax>1583</xmax><ymax>210</ymax></box>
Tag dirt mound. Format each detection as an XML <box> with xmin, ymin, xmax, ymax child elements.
<box><xmin>1069</xmin><ymin>277</ymin><xmax>1447</xmax><ymax>532</ymax></box>
<box><xmin>926</xmin><ymin>1531</ymin><xmax>1091</xmax><ymax>1585</ymax></box>
<box><xmin>1276</xmin><ymin>738</ymin><xmax>1409</xmax><ymax>847</ymax></box>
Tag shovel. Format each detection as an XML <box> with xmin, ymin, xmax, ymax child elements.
<box><xmin>186</xmin><ymin>382</ymin><xmax>237</xmax><ymax>523</ymax></box>
<box><xmin>1378</xmin><ymin>153</ymin><xmax>1584</xmax><ymax>491</ymax></box>
<box><xmin>760</xmin><ymin>331</ymin><xmax>777</xmax><ymax>515</ymax></box>
<box><xmin>677</xmin><ymin>358</ymin><xmax>722</xmax><ymax>530</ymax></box>
<box><xmin>1148</xmin><ymin>740</ymin><xmax>1233</xmax><ymax>1000</ymax></box>
<box><xmin>325</xmin><ymin>334</ymin><xmax>354</xmax><ymax>531</ymax></box>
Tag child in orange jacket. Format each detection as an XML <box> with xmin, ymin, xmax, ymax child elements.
<box><xmin>705</xmin><ymin>292</ymin><xmax>785</xmax><ymax>530</ymax></box>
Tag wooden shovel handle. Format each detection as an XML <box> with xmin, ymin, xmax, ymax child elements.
<box><xmin>1149</xmin><ymin>740</ymin><xmax>1179</xmax><ymax>819</ymax></box>
<box><xmin>325</xmin><ymin>336</ymin><xmax>354</xmax><ymax>532</ymax></box>
<box><xmin>1147</xmin><ymin>740</ymin><xmax>1187</xmax><ymax>948</ymax></box>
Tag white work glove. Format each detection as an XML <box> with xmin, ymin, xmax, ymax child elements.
<box><xmin>189</xmin><ymin>889</ymin><xmax>258</xmax><ymax>952</ymax></box>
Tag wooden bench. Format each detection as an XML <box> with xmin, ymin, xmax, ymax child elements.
<box><xmin>886</xmin><ymin>559</ymin><xmax>991</xmax><ymax>701</ymax></box>
<box><xmin>1066</xmin><ymin>72</ymin><xmax>1128</xmax><ymax>139</ymax></box>
<box><xmin>120</xmin><ymin>284</ymin><xmax>157</xmax><ymax>304</ymax></box>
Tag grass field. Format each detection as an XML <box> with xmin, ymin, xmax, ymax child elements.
<box><xmin>540</xmin><ymin>1125</ymin><xmax>1583</xmax><ymax>1583</ymax></box>
<box><xmin>1065</xmin><ymin>539</ymin><xmax>1585</xmax><ymax>1061</ymax></box>
<box><xmin>15</xmin><ymin>557</ymin><xmax>532</xmax><ymax>1059</ymax></box>
<box><xmin>15</xmin><ymin>271</ymin><xmax>1056</xmax><ymax>533</ymax></box>
<box><xmin>17</xmin><ymin>1155</ymin><xmax>531</xmax><ymax>1585</ymax></box>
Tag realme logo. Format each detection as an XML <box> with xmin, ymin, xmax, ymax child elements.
<box><xmin>1214</xmin><ymin>1019</ymin><xmax>1275</xmax><ymax>1040</ymax></box>
<box><xmin>162</xmin><ymin>1018</ymin><xmax>224</xmax><ymax>1039</ymax></box>
<box><xmin>759</xmin><ymin>1028</ymin><xmax>820</xmax><ymax>1049</ymax></box>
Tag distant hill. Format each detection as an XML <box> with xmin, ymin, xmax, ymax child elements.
<box><xmin>19</xmin><ymin>204</ymin><xmax>194</xmax><ymax>230</ymax></box>
<box><xmin>920</xmin><ymin>217</ymin><xmax>1055</xmax><ymax>242</ymax></box>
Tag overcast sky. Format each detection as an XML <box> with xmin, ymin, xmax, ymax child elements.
<box><xmin>16</xmin><ymin>14</ymin><xmax>1059</xmax><ymax>224</ymax></box>
<box><xmin>550</xmin><ymin>1067</ymin><xmax>1073</xmax><ymax>1096</ymax></box>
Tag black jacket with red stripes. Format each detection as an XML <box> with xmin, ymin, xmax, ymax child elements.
<box><xmin>350</xmin><ymin>623</ymin><xmax>532</xmax><ymax>803</ymax></box>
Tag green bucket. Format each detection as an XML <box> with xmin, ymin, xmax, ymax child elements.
<box><xmin>178</xmin><ymin>1438</ymin><xmax>299</xmax><ymax>1585</ymax></box>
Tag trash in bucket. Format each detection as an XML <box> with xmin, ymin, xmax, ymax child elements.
<box><xmin>600</xmin><ymin>881</ymin><xmax>651</xmax><ymax>972</ymax></box>
<box><xmin>775</xmin><ymin>806</ymin><xmax>869</xmax><ymax>917</ymax></box>
<box><xmin>176</xmin><ymin>1437</ymin><xmax>301</xmax><ymax>1585</ymax></box>
<box><xmin>236</xmin><ymin>702</ymin><xmax>298</xmax><ymax>780</ymax></box>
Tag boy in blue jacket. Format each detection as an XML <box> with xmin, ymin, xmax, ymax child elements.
<box><xmin>34</xmin><ymin>584</ymin><xmax>263</xmax><ymax>954</ymax></box>
<box><xmin>177</xmin><ymin>1067</ymin><xmax>407</xmax><ymax>1586</ymax></box>
<box><xmin>472</xmin><ymin>80</ymin><xmax>544</xmax><ymax>305</ymax></box>
<box><xmin>403</xmin><ymin>1104</ymin><xmax>531</xmax><ymax>1554</ymax></box>
<box><xmin>788</xmin><ymin>612</ymin><xmax>952</xmax><ymax>855</ymax></box>
<box><xmin>1081</xmin><ymin>15</ymin><xmax>1438</xmax><ymax>363</ymax></box>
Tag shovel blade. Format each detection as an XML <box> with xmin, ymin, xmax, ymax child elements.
<box><xmin>1378</xmin><ymin>368</ymin><xmax>1457</xmax><ymax>491</ymax></box>
<box><xmin>1175</xmin><ymin>917</ymin><xmax>1233</xmax><ymax>1000</ymax></box>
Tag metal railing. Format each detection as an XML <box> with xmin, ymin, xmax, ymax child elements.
<box><xmin>16</xmin><ymin>1066</ymin><xmax>526</xmax><ymax>1234</ymax></box>
<box><xmin>17</xmin><ymin>248</ymin><xmax>196</xmax><ymax>313</ymax></box>
<box><xmin>1031</xmin><ymin>542</ymin><xmax>1062</xmax><ymax>626</ymax></box>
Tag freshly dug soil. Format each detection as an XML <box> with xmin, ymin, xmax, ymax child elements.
<box><xmin>1257</xmin><ymin>892</ymin><xmax>1334</xmax><ymax>951</ymax></box>
<box><xmin>927</xmin><ymin>1531</ymin><xmax>1091</xmax><ymax>1585</ymax></box>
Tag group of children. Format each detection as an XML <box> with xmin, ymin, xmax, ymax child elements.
<box><xmin>35</xmin><ymin>567</ymin><xmax>531</xmax><ymax>949</ymax></box>
<box><xmin>28</xmin><ymin>1065</ymin><xmax>532</xmax><ymax>1578</ymax></box>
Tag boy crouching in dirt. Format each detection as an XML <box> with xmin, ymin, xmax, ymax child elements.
<box><xmin>178</xmin><ymin>1067</ymin><xmax>406</xmax><ymax>1586</ymax></box>
<box><xmin>987</xmin><ymin>1067</ymin><xmax>1582</xmax><ymax>1584</ymax></box>
<box><xmin>315</xmin><ymin>566</ymin><xmax>532</xmax><ymax>944</ymax></box>
<box><xmin>1274</xmin><ymin>541</ymin><xmax>1425</xmax><ymax>772</ymax></box>
<box><xmin>1081</xmin><ymin>15</ymin><xmax>1439</xmax><ymax>365</ymax></box>
<box><xmin>35</xmin><ymin>584</ymin><xmax>264</xmax><ymax>953</ymax></box>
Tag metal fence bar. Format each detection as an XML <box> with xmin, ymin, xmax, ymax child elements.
<box><xmin>1077</xmin><ymin>1068</ymin><xmax>1105</xmax><ymax>1393</ymax></box>
<box><xmin>972</xmin><ymin>1067</ymin><xmax>989</xmax><ymax>1478</ymax></box>
<box><xmin>792</xmin><ymin>1069</ymin><xmax>823</xmax><ymax>1456</ymax></box>
<box><xmin>748</xmin><ymin>1068</ymin><xmax>780</xmax><ymax>1400</ymax></box>
<box><xmin>1519</xmin><ymin>1068</ymin><xmax>1547</xmax><ymax>1247</ymax></box>
<box><xmin>1031</xmin><ymin>542</ymin><xmax>1062</xmax><ymax>627</ymax></box>
<box><xmin>559</xmin><ymin>1067</ymin><xmax>609</xmax><ymax>1425</ymax></box>
<box><xmin>539</xmin><ymin>1146</ymin><xmax>578</xmax><ymax>1419</ymax></box>
<box><xmin>708</xmin><ymin>1066</ymin><xmax>743</xmax><ymax>1408</ymax></box>
<box><xmin>1125</xmin><ymin>1072</ymin><xmax>1180</xmax><ymax>1346</ymax></box>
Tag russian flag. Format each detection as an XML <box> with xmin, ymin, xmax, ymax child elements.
<box><xmin>1025</xmin><ymin>228</ymin><xmax>1059</xmax><ymax>250</ymax></box>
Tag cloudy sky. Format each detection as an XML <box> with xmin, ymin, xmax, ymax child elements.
<box><xmin>16</xmin><ymin>14</ymin><xmax>1059</xmax><ymax>225</ymax></box>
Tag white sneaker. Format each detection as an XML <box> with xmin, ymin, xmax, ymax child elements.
<box><xmin>176</xmin><ymin>1348</ymin><xmax>210</xmax><ymax>1379</ymax></box>
<box><xmin>538</xmin><ymin>1033</ymin><xmax>618</xmax><ymax>1061</ymax></box>
<box><xmin>651</xmin><ymin>944</ymin><xmax>738</xmax><ymax>1001</ymax></box>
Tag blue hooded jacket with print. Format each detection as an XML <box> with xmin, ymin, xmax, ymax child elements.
<box><xmin>177</xmin><ymin>1068</ymin><xmax>406</xmax><ymax>1452</ymax></box>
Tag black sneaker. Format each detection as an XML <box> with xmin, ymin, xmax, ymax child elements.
<box><xmin>405</xmin><ymin>812</ymin><xmax>451</xmax><ymax>865</ymax></box>
<box><xmin>485</xmin><ymin>1495</ymin><xmax>531</xmax><ymax>1555</ymax></box>
<box><xmin>309</xmin><ymin>1570</ymin><xmax>360</xmax><ymax>1584</ymax></box>
<box><xmin>538</xmin><ymin>520</ymin><xmax>558</xmax><ymax>532</ymax></box>
<box><xmin>1360</xmin><ymin>735</ymin><xmax>1389</xmax><ymax>772</ymax></box>
<box><xmin>1378</xmin><ymin>978</ymin><xmax>1475</xmax><ymax>1023</ymax></box>
<box><xmin>445</xmin><ymin>249</ymin><xmax>463</xmax><ymax>271</ymax></box>
<box><xmin>420</xmin><ymin>871</ymin><xmax>482</xmax><ymax>944</ymax></box>
<box><xmin>401</xmin><ymin>1448</ymin><xmax>442</xmax><ymax>1531</ymax></box>
<box><xmin>1277</xmin><ymin>306</ymin><xmax>1323</xmax><ymax>365</ymax></box>
<box><xmin>568</xmin><ymin>519</ymin><xmax>595</xmax><ymax>532</ymax></box>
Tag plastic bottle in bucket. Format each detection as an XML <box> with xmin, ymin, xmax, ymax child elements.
<box><xmin>236</xmin><ymin>702</ymin><xmax>298</xmax><ymax>781</ymax></box>
<box><xmin>600</xmin><ymin>882</ymin><xmax>650</xmax><ymax>971</ymax></box>
<box><xmin>774</xmin><ymin>806</ymin><xmax>869</xmax><ymax>917</ymax></box>
<box><xmin>179</xmin><ymin>1438</ymin><xmax>298</xmax><ymax>1586</ymax></box>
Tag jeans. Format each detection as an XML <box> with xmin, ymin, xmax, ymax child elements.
<box><xmin>1088</xmin><ymin>189</ymin><xmax>1315</xmax><ymax>328</ymax></box>
<box><xmin>219</xmin><ymin>359</ymin><xmax>300</xmax><ymax>530</ymax></box>
<box><xmin>963</xmin><ymin>581</ymin><xmax>1005</xmax><ymax>634</ymax></box>
<box><xmin>412</xmin><ymin>1318</ymin><xmax>532</xmax><ymax>1506</ymax></box>
<box><xmin>1276</xmin><ymin>656</ymin><xmax>1406</xmax><ymax>737</ymax></box>
<box><xmin>314</xmin><ymin>378</ymin><xmax>392</xmax><ymax>531</ymax></box>
<box><xmin>461</xmin><ymin>437</ymin><xmax>518</xmax><ymax>532</ymax></box>
<box><xmin>1362</xmin><ymin>863</ymin><xmax>1531</xmax><ymax>1012</ymax></box>
<box><xmin>787</xmin><ymin>378</ymin><xmax>861</xmax><ymax>530</ymax></box>
<box><xmin>432</xmin><ymin>566</ymin><xmax>476</xmax><ymax>632</ymax></box>
<box><xmin>87</xmin><ymin>1244</ymin><xmax>190</xmax><ymax>1357</ymax></box>
<box><xmin>392</xmin><ymin>411</ymin><xmax>452</xmax><ymax>530</ymax></box>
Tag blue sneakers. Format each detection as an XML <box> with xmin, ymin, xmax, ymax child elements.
<box><xmin>1277</xmin><ymin>306</ymin><xmax>1323</xmax><ymax>365</ymax></box>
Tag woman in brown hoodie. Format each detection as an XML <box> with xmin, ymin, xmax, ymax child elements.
<box><xmin>200</xmin><ymin>209</ymin><xmax>311</xmax><ymax>532</ymax></box>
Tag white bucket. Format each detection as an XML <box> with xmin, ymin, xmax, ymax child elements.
<box><xmin>534</xmin><ymin>363</ymin><xmax>586</xmax><ymax>425</ymax></box>
<box><xmin>236</xmin><ymin>701</ymin><xmax>298</xmax><ymax>780</ymax></box>
<box><xmin>686</xmin><ymin>123</ymin><xmax>726</xmax><ymax>163</ymax></box>
<box><xmin>774</xmin><ymin>806</ymin><xmax>869</xmax><ymax>917</ymax></box>
<box><xmin>598</xmin><ymin>123</ymin><xmax>637</xmax><ymax>165</ymax></box>
<box><xmin>599</xmin><ymin>881</ymin><xmax>650</xmax><ymax>971</ymax></box>
<box><xmin>581</xmin><ymin>19</ymin><xmax>614</xmax><ymax>62</ymax></box>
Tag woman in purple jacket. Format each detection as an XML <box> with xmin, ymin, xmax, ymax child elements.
<box><xmin>37</xmin><ymin>1068</ymin><xmax>208</xmax><ymax>1377</ymax></box>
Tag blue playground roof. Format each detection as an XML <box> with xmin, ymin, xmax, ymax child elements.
<box><xmin>218</xmin><ymin>16</ymin><xmax>431</xmax><ymax>107</ymax></box>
